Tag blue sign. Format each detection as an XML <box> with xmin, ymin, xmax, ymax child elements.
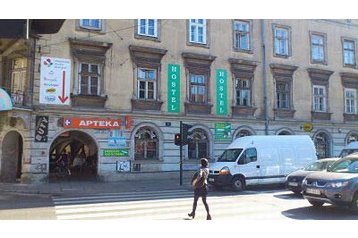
<box><xmin>0</xmin><ymin>88</ymin><xmax>13</xmax><ymax>111</ymax></box>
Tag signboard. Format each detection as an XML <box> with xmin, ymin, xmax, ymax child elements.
<box><xmin>0</xmin><ymin>88</ymin><xmax>13</xmax><ymax>111</ymax></box>
<box><xmin>167</xmin><ymin>64</ymin><xmax>180</xmax><ymax>113</ymax></box>
<box><xmin>108</xmin><ymin>130</ymin><xmax>127</xmax><ymax>148</ymax></box>
<box><xmin>35</xmin><ymin>116</ymin><xmax>49</xmax><ymax>142</ymax></box>
<box><xmin>40</xmin><ymin>56</ymin><xmax>71</xmax><ymax>105</ymax></box>
<box><xmin>63</xmin><ymin>117</ymin><xmax>121</xmax><ymax>129</ymax></box>
<box><xmin>103</xmin><ymin>149</ymin><xmax>129</xmax><ymax>157</ymax></box>
<box><xmin>215</xmin><ymin>123</ymin><xmax>231</xmax><ymax>140</ymax></box>
<box><xmin>216</xmin><ymin>69</ymin><xmax>228</xmax><ymax>115</ymax></box>
<box><xmin>116</xmin><ymin>160</ymin><xmax>131</xmax><ymax>172</ymax></box>
<box><xmin>302</xmin><ymin>123</ymin><xmax>313</xmax><ymax>132</ymax></box>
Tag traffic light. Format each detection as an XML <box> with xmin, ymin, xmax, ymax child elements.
<box><xmin>174</xmin><ymin>133</ymin><xmax>181</xmax><ymax>146</ymax></box>
<box><xmin>182</xmin><ymin>123</ymin><xmax>193</xmax><ymax>145</ymax></box>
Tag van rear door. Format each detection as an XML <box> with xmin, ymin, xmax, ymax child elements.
<box><xmin>236</xmin><ymin>148</ymin><xmax>260</xmax><ymax>185</ymax></box>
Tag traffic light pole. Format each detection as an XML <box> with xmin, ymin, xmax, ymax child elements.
<box><xmin>179</xmin><ymin>121</ymin><xmax>183</xmax><ymax>186</ymax></box>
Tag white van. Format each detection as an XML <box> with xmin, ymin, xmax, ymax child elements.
<box><xmin>208</xmin><ymin>135</ymin><xmax>317</xmax><ymax>191</ymax></box>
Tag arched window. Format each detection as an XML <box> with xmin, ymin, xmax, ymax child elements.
<box><xmin>188</xmin><ymin>129</ymin><xmax>209</xmax><ymax>160</ymax></box>
<box><xmin>235</xmin><ymin>129</ymin><xmax>253</xmax><ymax>138</ymax></box>
<box><xmin>278</xmin><ymin>130</ymin><xmax>291</xmax><ymax>135</ymax></box>
<box><xmin>314</xmin><ymin>132</ymin><xmax>330</xmax><ymax>159</ymax></box>
<box><xmin>347</xmin><ymin>132</ymin><xmax>358</xmax><ymax>145</ymax></box>
<box><xmin>134</xmin><ymin>127</ymin><xmax>158</xmax><ymax>160</ymax></box>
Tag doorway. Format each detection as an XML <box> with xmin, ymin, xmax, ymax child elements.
<box><xmin>49</xmin><ymin>130</ymin><xmax>98</xmax><ymax>181</ymax></box>
<box><xmin>0</xmin><ymin>131</ymin><xmax>23</xmax><ymax>182</ymax></box>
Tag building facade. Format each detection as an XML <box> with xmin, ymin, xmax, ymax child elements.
<box><xmin>2</xmin><ymin>19</ymin><xmax>358</xmax><ymax>183</ymax></box>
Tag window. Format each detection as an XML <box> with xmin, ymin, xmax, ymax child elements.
<box><xmin>311</xmin><ymin>34</ymin><xmax>326</xmax><ymax>63</ymax></box>
<box><xmin>314</xmin><ymin>132</ymin><xmax>331</xmax><ymax>159</ymax></box>
<box><xmin>10</xmin><ymin>58</ymin><xmax>27</xmax><ymax>105</ymax></box>
<box><xmin>189</xmin><ymin>74</ymin><xmax>207</xmax><ymax>103</ymax></box>
<box><xmin>233</xmin><ymin>20</ymin><xmax>251</xmax><ymax>51</ymax></box>
<box><xmin>235</xmin><ymin>78</ymin><xmax>251</xmax><ymax>106</ymax></box>
<box><xmin>137</xmin><ymin>68</ymin><xmax>157</xmax><ymax>100</ymax></box>
<box><xmin>79</xmin><ymin>63</ymin><xmax>101</xmax><ymax>95</ymax></box>
<box><xmin>347</xmin><ymin>132</ymin><xmax>358</xmax><ymax>144</ymax></box>
<box><xmin>235</xmin><ymin>129</ymin><xmax>253</xmax><ymax>138</ymax></box>
<box><xmin>274</xmin><ymin>26</ymin><xmax>289</xmax><ymax>56</ymax></box>
<box><xmin>188</xmin><ymin>129</ymin><xmax>209</xmax><ymax>160</ymax></box>
<box><xmin>80</xmin><ymin>19</ymin><xmax>102</xmax><ymax>30</ymax></box>
<box><xmin>137</xmin><ymin>19</ymin><xmax>158</xmax><ymax>37</ymax></box>
<box><xmin>134</xmin><ymin>127</ymin><xmax>158</xmax><ymax>160</ymax></box>
<box><xmin>276</xmin><ymin>82</ymin><xmax>290</xmax><ymax>109</ymax></box>
<box><xmin>343</xmin><ymin>39</ymin><xmax>356</xmax><ymax>66</ymax></box>
<box><xmin>345</xmin><ymin>88</ymin><xmax>357</xmax><ymax>114</ymax></box>
<box><xmin>313</xmin><ymin>85</ymin><xmax>326</xmax><ymax>112</ymax></box>
<box><xmin>238</xmin><ymin>148</ymin><xmax>257</xmax><ymax>164</ymax></box>
<box><xmin>189</xmin><ymin>19</ymin><xmax>207</xmax><ymax>44</ymax></box>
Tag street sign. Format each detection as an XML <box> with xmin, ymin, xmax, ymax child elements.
<box><xmin>215</xmin><ymin>123</ymin><xmax>231</xmax><ymax>140</ymax></box>
<box><xmin>40</xmin><ymin>56</ymin><xmax>71</xmax><ymax>105</ymax></box>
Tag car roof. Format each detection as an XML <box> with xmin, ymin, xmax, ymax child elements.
<box><xmin>344</xmin><ymin>152</ymin><xmax>358</xmax><ymax>159</ymax></box>
<box><xmin>317</xmin><ymin>157</ymin><xmax>340</xmax><ymax>162</ymax></box>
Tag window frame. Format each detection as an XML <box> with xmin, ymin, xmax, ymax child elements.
<box><xmin>188</xmin><ymin>19</ymin><xmax>207</xmax><ymax>45</ymax></box>
<box><xmin>310</xmin><ymin>32</ymin><xmax>327</xmax><ymax>65</ymax></box>
<box><xmin>136</xmin><ymin>67</ymin><xmax>157</xmax><ymax>100</ymax></box>
<box><xmin>342</xmin><ymin>38</ymin><xmax>357</xmax><ymax>67</ymax></box>
<box><xmin>235</xmin><ymin>77</ymin><xmax>251</xmax><ymax>107</ymax></box>
<box><xmin>276</xmin><ymin>81</ymin><xmax>291</xmax><ymax>109</ymax></box>
<box><xmin>79</xmin><ymin>19</ymin><xmax>102</xmax><ymax>31</ymax></box>
<box><xmin>273</xmin><ymin>24</ymin><xmax>291</xmax><ymax>58</ymax></box>
<box><xmin>344</xmin><ymin>88</ymin><xmax>357</xmax><ymax>114</ymax></box>
<box><xmin>189</xmin><ymin>73</ymin><xmax>208</xmax><ymax>103</ymax></box>
<box><xmin>134</xmin><ymin>127</ymin><xmax>159</xmax><ymax>160</ymax></box>
<box><xmin>313</xmin><ymin>85</ymin><xmax>327</xmax><ymax>112</ymax></box>
<box><xmin>233</xmin><ymin>20</ymin><xmax>252</xmax><ymax>53</ymax></box>
<box><xmin>187</xmin><ymin>129</ymin><xmax>209</xmax><ymax>160</ymax></box>
<box><xmin>78</xmin><ymin>62</ymin><xmax>101</xmax><ymax>96</ymax></box>
<box><xmin>137</xmin><ymin>19</ymin><xmax>158</xmax><ymax>38</ymax></box>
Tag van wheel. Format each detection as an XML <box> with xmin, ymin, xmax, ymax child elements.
<box><xmin>350</xmin><ymin>192</ymin><xmax>358</xmax><ymax>214</ymax></box>
<box><xmin>308</xmin><ymin>200</ymin><xmax>324</xmax><ymax>207</ymax></box>
<box><xmin>232</xmin><ymin>177</ymin><xmax>245</xmax><ymax>191</ymax></box>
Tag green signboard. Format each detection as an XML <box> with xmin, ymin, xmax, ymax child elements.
<box><xmin>215</xmin><ymin>123</ymin><xmax>231</xmax><ymax>140</ymax></box>
<box><xmin>168</xmin><ymin>64</ymin><xmax>180</xmax><ymax>113</ymax></box>
<box><xmin>216</xmin><ymin>69</ymin><xmax>228</xmax><ymax>115</ymax></box>
<box><xmin>103</xmin><ymin>149</ymin><xmax>129</xmax><ymax>157</ymax></box>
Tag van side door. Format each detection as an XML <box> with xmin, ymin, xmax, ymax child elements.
<box><xmin>236</xmin><ymin>147</ymin><xmax>260</xmax><ymax>186</ymax></box>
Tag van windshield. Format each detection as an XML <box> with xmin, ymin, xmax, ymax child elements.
<box><xmin>217</xmin><ymin>149</ymin><xmax>243</xmax><ymax>162</ymax></box>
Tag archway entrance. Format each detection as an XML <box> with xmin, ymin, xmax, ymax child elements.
<box><xmin>0</xmin><ymin>131</ymin><xmax>23</xmax><ymax>182</ymax></box>
<box><xmin>49</xmin><ymin>130</ymin><xmax>98</xmax><ymax>181</ymax></box>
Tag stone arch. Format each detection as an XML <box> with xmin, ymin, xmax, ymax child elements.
<box><xmin>232</xmin><ymin>125</ymin><xmax>256</xmax><ymax>140</ymax></box>
<box><xmin>313</xmin><ymin>129</ymin><xmax>332</xmax><ymax>159</ymax></box>
<box><xmin>275</xmin><ymin>127</ymin><xmax>295</xmax><ymax>135</ymax></box>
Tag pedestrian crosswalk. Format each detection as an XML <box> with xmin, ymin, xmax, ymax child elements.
<box><xmin>52</xmin><ymin>189</ymin><xmax>307</xmax><ymax>220</ymax></box>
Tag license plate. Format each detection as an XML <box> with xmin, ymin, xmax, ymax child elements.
<box><xmin>208</xmin><ymin>178</ymin><xmax>215</xmax><ymax>182</ymax></box>
<box><xmin>306</xmin><ymin>188</ymin><xmax>320</xmax><ymax>195</ymax></box>
<box><xmin>288</xmin><ymin>182</ymin><xmax>298</xmax><ymax>187</ymax></box>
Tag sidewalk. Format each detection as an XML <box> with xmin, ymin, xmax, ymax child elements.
<box><xmin>0</xmin><ymin>178</ymin><xmax>193</xmax><ymax>196</ymax></box>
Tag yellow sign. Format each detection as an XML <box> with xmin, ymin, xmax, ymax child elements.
<box><xmin>302</xmin><ymin>123</ymin><xmax>313</xmax><ymax>132</ymax></box>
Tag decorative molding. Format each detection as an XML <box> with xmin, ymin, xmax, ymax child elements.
<box><xmin>71</xmin><ymin>94</ymin><xmax>107</xmax><ymax>108</ymax></box>
<box><xmin>340</xmin><ymin>72</ymin><xmax>358</xmax><ymax>88</ymax></box>
<box><xmin>184</xmin><ymin>102</ymin><xmax>212</xmax><ymax>115</ymax></box>
<box><xmin>311</xmin><ymin>111</ymin><xmax>332</xmax><ymax>120</ymax></box>
<box><xmin>273</xmin><ymin>108</ymin><xmax>296</xmax><ymax>119</ymax></box>
<box><xmin>129</xmin><ymin>45</ymin><xmax>167</xmax><ymax>68</ymax></box>
<box><xmin>232</xmin><ymin>106</ymin><xmax>257</xmax><ymax>117</ymax></box>
<box><xmin>270</xmin><ymin>63</ymin><xmax>298</xmax><ymax>80</ymax></box>
<box><xmin>307</xmin><ymin>68</ymin><xmax>334</xmax><ymax>85</ymax></box>
<box><xmin>69</xmin><ymin>38</ymin><xmax>112</xmax><ymax>63</ymax></box>
<box><xmin>229</xmin><ymin>58</ymin><xmax>257</xmax><ymax>78</ymax></box>
<box><xmin>182</xmin><ymin>52</ymin><xmax>216</xmax><ymax>74</ymax></box>
<box><xmin>131</xmin><ymin>99</ymin><xmax>163</xmax><ymax>111</ymax></box>
<box><xmin>343</xmin><ymin>113</ymin><xmax>358</xmax><ymax>122</ymax></box>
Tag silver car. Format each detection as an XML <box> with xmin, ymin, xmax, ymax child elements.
<box><xmin>302</xmin><ymin>153</ymin><xmax>358</xmax><ymax>213</ymax></box>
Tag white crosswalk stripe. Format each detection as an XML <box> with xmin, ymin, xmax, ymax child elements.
<box><xmin>52</xmin><ymin>189</ymin><xmax>306</xmax><ymax>220</ymax></box>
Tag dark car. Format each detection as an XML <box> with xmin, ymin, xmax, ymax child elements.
<box><xmin>286</xmin><ymin>158</ymin><xmax>338</xmax><ymax>194</ymax></box>
<box><xmin>302</xmin><ymin>153</ymin><xmax>358</xmax><ymax>213</ymax></box>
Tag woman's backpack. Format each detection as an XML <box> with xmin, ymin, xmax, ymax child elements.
<box><xmin>191</xmin><ymin>171</ymin><xmax>205</xmax><ymax>189</ymax></box>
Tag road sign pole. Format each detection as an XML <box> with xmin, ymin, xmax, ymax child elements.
<box><xmin>179</xmin><ymin>121</ymin><xmax>183</xmax><ymax>186</ymax></box>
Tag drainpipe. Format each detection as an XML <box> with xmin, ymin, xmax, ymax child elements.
<box><xmin>261</xmin><ymin>19</ymin><xmax>269</xmax><ymax>135</ymax></box>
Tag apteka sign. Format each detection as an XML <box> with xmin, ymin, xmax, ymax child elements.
<box><xmin>63</xmin><ymin>117</ymin><xmax>122</xmax><ymax>129</ymax></box>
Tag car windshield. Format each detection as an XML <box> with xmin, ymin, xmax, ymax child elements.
<box><xmin>339</xmin><ymin>149</ymin><xmax>358</xmax><ymax>157</ymax></box>
<box><xmin>217</xmin><ymin>149</ymin><xmax>243</xmax><ymax>162</ymax></box>
<box><xmin>329</xmin><ymin>158</ymin><xmax>358</xmax><ymax>173</ymax></box>
<box><xmin>304</xmin><ymin>161</ymin><xmax>335</xmax><ymax>171</ymax></box>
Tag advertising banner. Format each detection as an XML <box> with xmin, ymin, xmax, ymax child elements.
<box><xmin>216</xmin><ymin>69</ymin><xmax>228</xmax><ymax>116</ymax></box>
<box><xmin>40</xmin><ymin>56</ymin><xmax>71</xmax><ymax>105</ymax></box>
<box><xmin>35</xmin><ymin>116</ymin><xmax>49</xmax><ymax>142</ymax></box>
<box><xmin>167</xmin><ymin>64</ymin><xmax>180</xmax><ymax>113</ymax></box>
<box><xmin>63</xmin><ymin>117</ymin><xmax>121</xmax><ymax>129</ymax></box>
<box><xmin>215</xmin><ymin>123</ymin><xmax>231</xmax><ymax>140</ymax></box>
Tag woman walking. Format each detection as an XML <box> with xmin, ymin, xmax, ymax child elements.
<box><xmin>188</xmin><ymin>158</ymin><xmax>211</xmax><ymax>220</ymax></box>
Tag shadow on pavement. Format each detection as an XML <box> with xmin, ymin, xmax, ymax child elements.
<box><xmin>282</xmin><ymin>204</ymin><xmax>358</xmax><ymax>220</ymax></box>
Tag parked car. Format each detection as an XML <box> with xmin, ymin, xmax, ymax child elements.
<box><xmin>339</xmin><ymin>141</ymin><xmax>358</xmax><ymax>157</ymax></box>
<box><xmin>286</xmin><ymin>158</ymin><xmax>339</xmax><ymax>194</ymax></box>
<box><xmin>208</xmin><ymin>135</ymin><xmax>317</xmax><ymax>191</ymax></box>
<box><xmin>302</xmin><ymin>153</ymin><xmax>358</xmax><ymax>213</ymax></box>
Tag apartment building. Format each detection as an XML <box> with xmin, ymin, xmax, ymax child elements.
<box><xmin>1</xmin><ymin>19</ymin><xmax>358</xmax><ymax>183</ymax></box>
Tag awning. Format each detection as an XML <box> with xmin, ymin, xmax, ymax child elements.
<box><xmin>0</xmin><ymin>88</ymin><xmax>13</xmax><ymax>111</ymax></box>
<box><xmin>0</xmin><ymin>19</ymin><xmax>65</xmax><ymax>38</ymax></box>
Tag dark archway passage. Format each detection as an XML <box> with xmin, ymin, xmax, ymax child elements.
<box><xmin>0</xmin><ymin>131</ymin><xmax>23</xmax><ymax>182</ymax></box>
<box><xmin>49</xmin><ymin>130</ymin><xmax>98</xmax><ymax>181</ymax></box>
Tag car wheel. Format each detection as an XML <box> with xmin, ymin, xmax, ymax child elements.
<box><xmin>308</xmin><ymin>200</ymin><xmax>324</xmax><ymax>207</ymax></box>
<box><xmin>350</xmin><ymin>192</ymin><xmax>358</xmax><ymax>214</ymax></box>
<box><xmin>232</xmin><ymin>177</ymin><xmax>245</xmax><ymax>191</ymax></box>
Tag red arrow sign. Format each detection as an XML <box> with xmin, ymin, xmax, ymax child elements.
<box><xmin>58</xmin><ymin>70</ymin><xmax>68</xmax><ymax>103</ymax></box>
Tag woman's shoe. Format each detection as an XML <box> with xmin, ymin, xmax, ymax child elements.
<box><xmin>206</xmin><ymin>214</ymin><xmax>212</xmax><ymax>220</ymax></box>
<box><xmin>188</xmin><ymin>212</ymin><xmax>195</xmax><ymax>219</ymax></box>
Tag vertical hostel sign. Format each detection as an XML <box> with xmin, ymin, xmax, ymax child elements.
<box><xmin>216</xmin><ymin>69</ymin><xmax>228</xmax><ymax>115</ymax></box>
<box><xmin>167</xmin><ymin>64</ymin><xmax>180</xmax><ymax>113</ymax></box>
<box><xmin>40</xmin><ymin>56</ymin><xmax>71</xmax><ymax>105</ymax></box>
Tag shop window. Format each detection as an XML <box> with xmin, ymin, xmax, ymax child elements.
<box><xmin>188</xmin><ymin>129</ymin><xmax>209</xmax><ymax>160</ymax></box>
